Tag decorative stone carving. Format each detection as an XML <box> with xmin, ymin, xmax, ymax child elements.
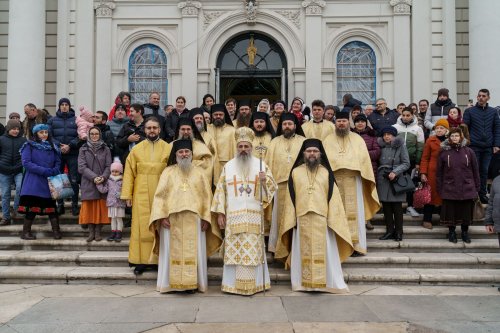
<box><xmin>244</xmin><ymin>0</ymin><xmax>258</xmax><ymax>24</ymax></box>
<box><xmin>275</xmin><ymin>10</ymin><xmax>301</xmax><ymax>29</ymax></box>
<box><xmin>94</xmin><ymin>1</ymin><xmax>116</xmax><ymax>18</ymax></box>
<box><xmin>203</xmin><ymin>11</ymin><xmax>225</xmax><ymax>30</ymax></box>
<box><xmin>178</xmin><ymin>1</ymin><xmax>202</xmax><ymax>17</ymax></box>
<box><xmin>389</xmin><ymin>0</ymin><xmax>412</xmax><ymax>15</ymax></box>
<box><xmin>302</xmin><ymin>0</ymin><xmax>326</xmax><ymax>16</ymax></box>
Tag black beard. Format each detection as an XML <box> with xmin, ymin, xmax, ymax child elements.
<box><xmin>335</xmin><ymin>127</ymin><xmax>350</xmax><ymax>137</ymax></box>
<box><xmin>304</xmin><ymin>155</ymin><xmax>321</xmax><ymax>170</ymax></box>
<box><xmin>254</xmin><ymin>128</ymin><xmax>266</xmax><ymax>137</ymax></box>
<box><xmin>147</xmin><ymin>134</ymin><xmax>159</xmax><ymax>142</ymax></box>
<box><xmin>283</xmin><ymin>129</ymin><xmax>295</xmax><ymax>139</ymax></box>
<box><xmin>237</xmin><ymin>113</ymin><xmax>251</xmax><ymax>128</ymax></box>
<box><xmin>213</xmin><ymin>119</ymin><xmax>225</xmax><ymax>127</ymax></box>
<box><xmin>177</xmin><ymin>133</ymin><xmax>194</xmax><ymax>140</ymax></box>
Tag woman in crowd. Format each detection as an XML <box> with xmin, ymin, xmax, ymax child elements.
<box><xmin>108</xmin><ymin>91</ymin><xmax>131</xmax><ymax>120</ymax></box>
<box><xmin>78</xmin><ymin>127</ymin><xmax>112</xmax><ymax>242</ymax></box>
<box><xmin>419</xmin><ymin>119</ymin><xmax>449</xmax><ymax>229</ymax></box>
<box><xmin>376</xmin><ymin>126</ymin><xmax>410</xmax><ymax>241</ymax></box>
<box><xmin>18</xmin><ymin>124</ymin><xmax>62</xmax><ymax>240</ymax></box>
<box><xmin>289</xmin><ymin>97</ymin><xmax>305</xmax><ymax>123</ymax></box>
<box><xmin>258</xmin><ymin>99</ymin><xmax>271</xmax><ymax>114</ymax></box>
<box><xmin>270</xmin><ymin>100</ymin><xmax>286</xmax><ymax>132</ymax></box>
<box><xmin>437</xmin><ymin>127</ymin><xmax>479</xmax><ymax>243</ymax></box>
<box><xmin>447</xmin><ymin>106</ymin><xmax>470</xmax><ymax>142</ymax></box>
<box><xmin>201</xmin><ymin>94</ymin><xmax>215</xmax><ymax>113</ymax></box>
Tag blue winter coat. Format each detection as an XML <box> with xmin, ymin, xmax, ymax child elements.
<box><xmin>47</xmin><ymin>109</ymin><xmax>80</xmax><ymax>155</ymax></box>
<box><xmin>20</xmin><ymin>142</ymin><xmax>61</xmax><ymax>198</ymax></box>
<box><xmin>463</xmin><ymin>103</ymin><xmax>500</xmax><ymax>148</ymax></box>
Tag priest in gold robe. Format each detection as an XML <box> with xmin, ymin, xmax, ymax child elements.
<box><xmin>323</xmin><ymin>112</ymin><xmax>381</xmax><ymax>256</ymax></box>
<box><xmin>249</xmin><ymin>111</ymin><xmax>275</xmax><ymax>160</ymax></box>
<box><xmin>190</xmin><ymin>108</ymin><xmax>217</xmax><ymax>157</ymax></box>
<box><xmin>149</xmin><ymin>139</ymin><xmax>222</xmax><ymax>293</ymax></box>
<box><xmin>265</xmin><ymin>113</ymin><xmax>306</xmax><ymax>253</ymax></box>
<box><xmin>208</xmin><ymin>104</ymin><xmax>236</xmax><ymax>185</ymax></box>
<box><xmin>212</xmin><ymin>127</ymin><xmax>277</xmax><ymax>295</ymax></box>
<box><xmin>232</xmin><ymin>100</ymin><xmax>252</xmax><ymax>129</ymax></box>
<box><xmin>121</xmin><ymin>117</ymin><xmax>171</xmax><ymax>275</ymax></box>
<box><xmin>278</xmin><ymin>139</ymin><xmax>353</xmax><ymax>293</ymax></box>
<box><xmin>301</xmin><ymin>99</ymin><xmax>336</xmax><ymax>141</ymax></box>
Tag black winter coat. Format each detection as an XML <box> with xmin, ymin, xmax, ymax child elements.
<box><xmin>47</xmin><ymin>109</ymin><xmax>79</xmax><ymax>155</ymax></box>
<box><xmin>0</xmin><ymin>132</ymin><xmax>27</xmax><ymax>175</ymax></box>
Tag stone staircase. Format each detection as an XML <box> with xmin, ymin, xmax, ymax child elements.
<box><xmin>0</xmin><ymin>199</ymin><xmax>499</xmax><ymax>286</ymax></box>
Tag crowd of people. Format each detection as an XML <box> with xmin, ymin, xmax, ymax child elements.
<box><xmin>0</xmin><ymin>87</ymin><xmax>499</xmax><ymax>295</ymax></box>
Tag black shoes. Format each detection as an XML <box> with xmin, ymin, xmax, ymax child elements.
<box><xmin>56</xmin><ymin>205</ymin><xmax>65</xmax><ymax>215</ymax></box>
<box><xmin>461</xmin><ymin>231</ymin><xmax>471</xmax><ymax>243</ymax></box>
<box><xmin>394</xmin><ymin>233</ymin><xmax>403</xmax><ymax>242</ymax></box>
<box><xmin>71</xmin><ymin>204</ymin><xmax>80</xmax><ymax>216</ymax></box>
<box><xmin>379</xmin><ymin>232</ymin><xmax>395</xmax><ymax>240</ymax></box>
<box><xmin>479</xmin><ymin>195</ymin><xmax>488</xmax><ymax>204</ymax></box>
<box><xmin>448</xmin><ymin>230</ymin><xmax>458</xmax><ymax>243</ymax></box>
<box><xmin>107</xmin><ymin>231</ymin><xmax>116</xmax><ymax>242</ymax></box>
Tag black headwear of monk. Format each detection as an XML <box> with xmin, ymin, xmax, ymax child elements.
<box><xmin>211</xmin><ymin>103</ymin><xmax>233</xmax><ymax>126</ymax></box>
<box><xmin>174</xmin><ymin>117</ymin><xmax>205</xmax><ymax>144</ymax></box>
<box><xmin>288</xmin><ymin>138</ymin><xmax>335</xmax><ymax>206</ymax></box>
<box><xmin>233</xmin><ymin>99</ymin><xmax>252</xmax><ymax>120</ymax></box>
<box><xmin>167</xmin><ymin>139</ymin><xmax>193</xmax><ymax>166</ymax></box>
<box><xmin>189</xmin><ymin>107</ymin><xmax>207</xmax><ymax>132</ymax></box>
<box><xmin>276</xmin><ymin>112</ymin><xmax>305</xmax><ymax>137</ymax></box>
<box><xmin>249</xmin><ymin>111</ymin><xmax>276</xmax><ymax>138</ymax></box>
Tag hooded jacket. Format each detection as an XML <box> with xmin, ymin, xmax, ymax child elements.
<box><xmin>392</xmin><ymin>115</ymin><xmax>425</xmax><ymax>164</ymax></box>
<box><xmin>47</xmin><ymin>109</ymin><xmax>80</xmax><ymax>155</ymax></box>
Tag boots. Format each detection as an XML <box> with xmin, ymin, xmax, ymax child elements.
<box><xmin>448</xmin><ymin>229</ymin><xmax>458</xmax><ymax>243</ymax></box>
<box><xmin>49</xmin><ymin>216</ymin><xmax>62</xmax><ymax>240</ymax></box>
<box><xmin>107</xmin><ymin>230</ymin><xmax>116</xmax><ymax>242</ymax></box>
<box><xmin>461</xmin><ymin>225</ymin><xmax>471</xmax><ymax>243</ymax></box>
<box><xmin>86</xmin><ymin>224</ymin><xmax>96</xmax><ymax>242</ymax></box>
<box><xmin>20</xmin><ymin>218</ymin><xmax>36</xmax><ymax>240</ymax></box>
<box><xmin>94</xmin><ymin>225</ymin><xmax>102</xmax><ymax>242</ymax></box>
<box><xmin>115</xmin><ymin>231</ymin><xmax>122</xmax><ymax>242</ymax></box>
<box><xmin>379</xmin><ymin>231</ymin><xmax>395</xmax><ymax>240</ymax></box>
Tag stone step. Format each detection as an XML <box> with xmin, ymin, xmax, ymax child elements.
<box><xmin>0</xmin><ymin>250</ymin><xmax>498</xmax><ymax>269</ymax></box>
<box><xmin>0</xmin><ymin>236</ymin><xmax>497</xmax><ymax>253</ymax></box>
<box><xmin>0</xmin><ymin>265</ymin><xmax>498</xmax><ymax>285</ymax></box>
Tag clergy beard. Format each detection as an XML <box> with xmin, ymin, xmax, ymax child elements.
<box><xmin>176</xmin><ymin>156</ymin><xmax>192</xmax><ymax>174</ymax></box>
<box><xmin>283</xmin><ymin>129</ymin><xmax>295</xmax><ymax>139</ymax></box>
<box><xmin>254</xmin><ymin>129</ymin><xmax>266</xmax><ymax>137</ymax></box>
<box><xmin>213</xmin><ymin>118</ymin><xmax>225</xmax><ymax>127</ymax></box>
<box><xmin>335</xmin><ymin>127</ymin><xmax>350</xmax><ymax>137</ymax></box>
<box><xmin>177</xmin><ymin>133</ymin><xmax>194</xmax><ymax>140</ymax></box>
<box><xmin>236</xmin><ymin>151</ymin><xmax>251</xmax><ymax>178</ymax></box>
<box><xmin>195</xmin><ymin>123</ymin><xmax>205</xmax><ymax>132</ymax></box>
<box><xmin>147</xmin><ymin>134</ymin><xmax>160</xmax><ymax>142</ymax></box>
<box><xmin>236</xmin><ymin>113</ymin><xmax>251</xmax><ymax>128</ymax></box>
<box><xmin>304</xmin><ymin>155</ymin><xmax>321</xmax><ymax>171</ymax></box>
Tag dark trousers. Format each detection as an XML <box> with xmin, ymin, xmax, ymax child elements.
<box><xmin>58</xmin><ymin>154</ymin><xmax>79</xmax><ymax>206</ymax></box>
<box><xmin>470</xmin><ymin>146</ymin><xmax>492</xmax><ymax>198</ymax></box>
<box><xmin>423</xmin><ymin>204</ymin><xmax>440</xmax><ymax>223</ymax></box>
<box><xmin>382</xmin><ymin>202</ymin><xmax>404</xmax><ymax>235</ymax></box>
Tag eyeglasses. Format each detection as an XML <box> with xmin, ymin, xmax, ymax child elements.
<box><xmin>145</xmin><ymin>126</ymin><xmax>159</xmax><ymax>130</ymax></box>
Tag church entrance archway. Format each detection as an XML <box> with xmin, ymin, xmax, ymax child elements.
<box><xmin>215</xmin><ymin>32</ymin><xmax>287</xmax><ymax>109</ymax></box>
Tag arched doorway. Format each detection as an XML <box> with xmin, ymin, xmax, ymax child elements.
<box><xmin>215</xmin><ymin>32</ymin><xmax>287</xmax><ymax>108</ymax></box>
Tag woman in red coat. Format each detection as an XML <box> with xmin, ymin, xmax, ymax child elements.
<box><xmin>419</xmin><ymin>118</ymin><xmax>449</xmax><ymax>229</ymax></box>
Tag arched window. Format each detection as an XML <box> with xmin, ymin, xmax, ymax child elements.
<box><xmin>129</xmin><ymin>44</ymin><xmax>168</xmax><ymax>105</ymax></box>
<box><xmin>336</xmin><ymin>41</ymin><xmax>376</xmax><ymax>106</ymax></box>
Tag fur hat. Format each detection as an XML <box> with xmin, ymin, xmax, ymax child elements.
<box><xmin>110</xmin><ymin>157</ymin><xmax>123</xmax><ymax>174</ymax></box>
<box><xmin>9</xmin><ymin>112</ymin><xmax>21</xmax><ymax>120</ymax></box>
<box><xmin>435</xmin><ymin>118</ymin><xmax>450</xmax><ymax>130</ymax></box>
<box><xmin>79</xmin><ymin>106</ymin><xmax>94</xmax><ymax>122</ymax></box>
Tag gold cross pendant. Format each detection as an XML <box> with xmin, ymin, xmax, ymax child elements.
<box><xmin>180</xmin><ymin>182</ymin><xmax>189</xmax><ymax>192</ymax></box>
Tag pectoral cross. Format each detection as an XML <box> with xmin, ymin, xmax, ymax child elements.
<box><xmin>180</xmin><ymin>181</ymin><xmax>189</xmax><ymax>192</ymax></box>
<box><xmin>308</xmin><ymin>184</ymin><xmax>314</xmax><ymax>194</ymax></box>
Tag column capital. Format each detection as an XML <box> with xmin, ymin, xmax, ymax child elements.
<box><xmin>302</xmin><ymin>0</ymin><xmax>326</xmax><ymax>16</ymax></box>
<box><xmin>178</xmin><ymin>1</ymin><xmax>202</xmax><ymax>17</ymax></box>
<box><xmin>389</xmin><ymin>0</ymin><xmax>412</xmax><ymax>15</ymax></box>
<box><xmin>94</xmin><ymin>1</ymin><xmax>115</xmax><ymax>18</ymax></box>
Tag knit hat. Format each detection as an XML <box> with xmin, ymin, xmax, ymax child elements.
<box><xmin>434</xmin><ymin>118</ymin><xmax>449</xmax><ymax>130</ymax></box>
<box><xmin>9</xmin><ymin>112</ymin><xmax>21</xmax><ymax>120</ymax></box>
<box><xmin>5</xmin><ymin>119</ymin><xmax>21</xmax><ymax>131</ymax></box>
<box><xmin>58</xmin><ymin>97</ymin><xmax>71</xmax><ymax>107</ymax></box>
<box><xmin>437</xmin><ymin>88</ymin><xmax>449</xmax><ymax>98</ymax></box>
<box><xmin>381</xmin><ymin>126</ymin><xmax>397</xmax><ymax>137</ymax></box>
<box><xmin>110</xmin><ymin>157</ymin><xmax>123</xmax><ymax>174</ymax></box>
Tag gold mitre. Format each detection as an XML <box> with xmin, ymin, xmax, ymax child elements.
<box><xmin>235</xmin><ymin>126</ymin><xmax>255</xmax><ymax>144</ymax></box>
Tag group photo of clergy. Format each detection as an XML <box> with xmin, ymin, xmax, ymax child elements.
<box><xmin>0</xmin><ymin>87</ymin><xmax>499</xmax><ymax>295</ymax></box>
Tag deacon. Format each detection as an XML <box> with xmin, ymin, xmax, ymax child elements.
<box><xmin>265</xmin><ymin>113</ymin><xmax>306</xmax><ymax>252</ymax></box>
<box><xmin>301</xmin><ymin>99</ymin><xmax>335</xmax><ymax>141</ymax></box>
<box><xmin>249</xmin><ymin>111</ymin><xmax>275</xmax><ymax>159</ymax></box>
<box><xmin>323</xmin><ymin>112</ymin><xmax>380</xmax><ymax>256</ymax></box>
<box><xmin>208</xmin><ymin>104</ymin><xmax>236</xmax><ymax>184</ymax></box>
<box><xmin>149</xmin><ymin>139</ymin><xmax>221</xmax><ymax>293</ymax></box>
<box><xmin>190</xmin><ymin>108</ymin><xmax>217</xmax><ymax>157</ymax></box>
<box><xmin>233</xmin><ymin>100</ymin><xmax>252</xmax><ymax>128</ymax></box>
<box><xmin>277</xmin><ymin>139</ymin><xmax>353</xmax><ymax>293</ymax></box>
<box><xmin>121</xmin><ymin>117</ymin><xmax>171</xmax><ymax>275</ymax></box>
<box><xmin>212</xmin><ymin>127</ymin><xmax>277</xmax><ymax>295</ymax></box>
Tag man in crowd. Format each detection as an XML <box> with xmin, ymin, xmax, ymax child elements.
<box><xmin>48</xmin><ymin>98</ymin><xmax>80</xmax><ymax>216</ymax></box>
<box><xmin>424</xmin><ymin>88</ymin><xmax>456</xmax><ymax>132</ymax></box>
<box><xmin>233</xmin><ymin>100</ymin><xmax>252</xmax><ymax>128</ymax></box>
<box><xmin>107</xmin><ymin>104</ymin><xmax>129</xmax><ymax>137</ymax></box>
<box><xmin>149</xmin><ymin>139</ymin><xmax>221</xmax><ymax>293</ymax></box>
<box><xmin>212</xmin><ymin>127</ymin><xmax>276</xmax><ymax>295</ymax></box>
<box><xmin>367</xmin><ymin>98</ymin><xmax>399</xmax><ymax>136</ymax></box>
<box><xmin>94</xmin><ymin>110</ymin><xmax>115</xmax><ymax>154</ymax></box>
<box><xmin>225</xmin><ymin>98</ymin><xmax>237</xmax><ymax>121</ymax></box>
<box><xmin>302</xmin><ymin>99</ymin><xmax>335</xmax><ymax>141</ymax></box>
<box><xmin>417</xmin><ymin>99</ymin><xmax>430</xmax><ymax>138</ymax></box>
<box><xmin>208</xmin><ymin>104</ymin><xmax>236</xmax><ymax>184</ymax></box>
<box><xmin>364</xmin><ymin>104</ymin><xmax>374</xmax><ymax>117</ymax></box>
<box><xmin>323</xmin><ymin>112</ymin><xmax>381</xmax><ymax>256</ymax></box>
<box><xmin>23</xmin><ymin>103</ymin><xmax>48</xmax><ymax>140</ymax></box>
<box><xmin>116</xmin><ymin>104</ymin><xmax>146</xmax><ymax>164</ymax></box>
<box><xmin>121</xmin><ymin>117</ymin><xmax>171</xmax><ymax>275</ymax></box>
<box><xmin>276</xmin><ymin>139</ymin><xmax>353</xmax><ymax>293</ymax></box>
<box><xmin>143</xmin><ymin>92</ymin><xmax>165</xmax><ymax>136</ymax></box>
<box><xmin>164</xmin><ymin>96</ymin><xmax>190</xmax><ymax>142</ymax></box>
<box><xmin>190</xmin><ymin>108</ymin><xmax>217</xmax><ymax>157</ymax></box>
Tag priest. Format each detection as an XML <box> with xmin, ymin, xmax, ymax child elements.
<box><xmin>279</xmin><ymin>139</ymin><xmax>353</xmax><ymax>293</ymax></box>
<box><xmin>149</xmin><ymin>139</ymin><xmax>221</xmax><ymax>293</ymax></box>
<box><xmin>233</xmin><ymin>100</ymin><xmax>252</xmax><ymax>128</ymax></box>
<box><xmin>249</xmin><ymin>111</ymin><xmax>275</xmax><ymax>159</ymax></box>
<box><xmin>323</xmin><ymin>112</ymin><xmax>381</xmax><ymax>255</ymax></box>
<box><xmin>212</xmin><ymin>127</ymin><xmax>277</xmax><ymax>295</ymax></box>
<box><xmin>190</xmin><ymin>108</ymin><xmax>217</xmax><ymax>157</ymax></box>
<box><xmin>301</xmin><ymin>99</ymin><xmax>335</xmax><ymax>141</ymax></box>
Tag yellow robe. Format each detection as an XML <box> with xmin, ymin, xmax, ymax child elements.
<box><xmin>207</xmin><ymin>124</ymin><xmax>236</xmax><ymax>185</ymax></box>
<box><xmin>121</xmin><ymin>139</ymin><xmax>171</xmax><ymax>265</ymax></box>
<box><xmin>302</xmin><ymin>120</ymin><xmax>336</xmax><ymax>141</ymax></box>
<box><xmin>251</xmin><ymin>132</ymin><xmax>272</xmax><ymax>160</ymax></box>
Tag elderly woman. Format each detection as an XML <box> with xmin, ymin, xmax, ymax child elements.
<box><xmin>78</xmin><ymin>127</ymin><xmax>112</xmax><ymax>242</ymax></box>
<box><xmin>18</xmin><ymin>124</ymin><xmax>62</xmax><ymax>240</ymax></box>
<box><xmin>437</xmin><ymin>127</ymin><xmax>480</xmax><ymax>243</ymax></box>
<box><xmin>376</xmin><ymin>126</ymin><xmax>410</xmax><ymax>241</ymax></box>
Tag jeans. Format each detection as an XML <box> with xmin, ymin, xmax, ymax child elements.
<box><xmin>470</xmin><ymin>146</ymin><xmax>492</xmax><ymax>198</ymax></box>
<box><xmin>58</xmin><ymin>154</ymin><xmax>79</xmax><ymax>206</ymax></box>
<box><xmin>0</xmin><ymin>172</ymin><xmax>23</xmax><ymax>220</ymax></box>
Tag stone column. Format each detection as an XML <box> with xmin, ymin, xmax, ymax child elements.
<box><xmin>75</xmin><ymin>0</ymin><xmax>95</xmax><ymax>109</ymax></box>
<box><xmin>469</xmin><ymin>0</ymin><xmax>500</xmax><ymax>105</ymax></box>
<box><xmin>178</xmin><ymin>1</ymin><xmax>201</xmax><ymax>105</ymax></box>
<box><xmin>442</xmin><ymin>0</ymin><xmax>457</xmax><ymax>102</ymax></box>
<box><xmin>390</xmin><ymin>0</ymin><xmax>412</xmax><ymax>104</ymax></box>
<box><xmin>94</xmin><ymin>1</ymin><xmax>116</xmax><ymax>111</ymax></box>
<box><xmin>411</xmin><ymin>0</ymin><xmax>432</xmax><ymax>101</ymax></box>
<box><xmin>302</xmin><ymin>1</ymin><xmax>325</xmax><ymax>103</ymax></box>
<box><xmin>56</xmin><ymin>0</ymin><xmax>70</xmax><ymax>103</ymax></box>
<box><xmin>6</xmin><ymin>0</ymin><xmax>46</xmax><ymax>118</ymax></box>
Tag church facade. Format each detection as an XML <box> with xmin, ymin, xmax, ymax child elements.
<box><xmin>1</xmin><ymin>0</ymin><xmax>499</xmax><ymax>121</ymax></box>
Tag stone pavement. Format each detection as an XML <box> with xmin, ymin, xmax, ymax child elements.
<box><xmin>0</xmin><ymin>284</ymin><xmax>499</xmax><ymax>333</ymax></box>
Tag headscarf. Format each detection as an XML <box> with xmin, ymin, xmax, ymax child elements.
<box><xmin>86</xmin><ymin>126</ymin><xmax>105</xmax><ymax>152</ymax></box>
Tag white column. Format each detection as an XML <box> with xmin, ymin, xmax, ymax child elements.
<box><xmin>94</xmin><ymin>2</ymin><xmax>115</xmax><ymax>111</ymax></box>
<box><xmin>6</xmin><ymin>0</ymin><xmax>46</xmax><ymax>118</ymax></box>
<box><xmin>74</xmin><ymin>0</ymin><xmax>94</xmax><ymax>110</ymax></box>
<box><xmin>442</xmin><ymin>0</ymin><xmax>457</xmax><ymax>102</ymax></box>
<box><xmin>56</xmin><ymin>0</ymin><xmax>70</xmax><ymax>102</ymax></box>
<box><xmin>302</xmin><ymin>1</ymin><xmax>325</xmax><ymax>103</ymax></box>
<box><xmin>390</xmin><ymin>0</ymin><xmax>412</xmax><ymax>104</ymax></box>
<box><xmin>178</xmin><ymin>1</ymin><xmax>201</xmax><ymax>106</ymax></box>
<box><xmin>469</xmin><ymin>0</ymin><xmax>500</xmax><ymax>105</ymax></box>
<box><xmin>411</xmin><ymin>0</ymin><xmax>432</xmax><ymax>101</ymax></box>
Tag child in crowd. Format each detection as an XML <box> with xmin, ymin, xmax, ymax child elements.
<box><xmin>76</xmin><ymin>106</ymin><xmax>95</xmax><ymax>140</ymax></box>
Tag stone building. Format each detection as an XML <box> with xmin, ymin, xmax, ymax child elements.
<box><xmin>1</xmin><ymin>0</ymin><xmax>499</xmax><ymax>121</ymax></box>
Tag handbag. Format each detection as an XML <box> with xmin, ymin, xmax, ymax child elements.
<box><xmin>413</xmin><ymin>182</ymin><xmax>431</xmax><ymax>208</ymax></box>
<box><xmin>472</xmin><ymin>197</ymin><xmax>485</xmax><ymax>222</ymax></box>
<box><xmin>391</xmin><ymin>173</ymin><xmax>416</xmax><ymax>195</ymax></box>
<box><xmin>47</xmin><ymin>173</ymin><xmax>74</xmax><ymax>200</ymax></box>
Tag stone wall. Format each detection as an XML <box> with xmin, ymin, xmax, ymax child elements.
<box><xmin>455</xmin><ymin>0</ymin><xmax>469</xmax><ymax>107</ymax></box>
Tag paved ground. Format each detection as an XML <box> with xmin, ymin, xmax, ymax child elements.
<box><xmin>0</xmin><ymin>284</ymin><xmax>499</xmax><ymax>333</ymax></box>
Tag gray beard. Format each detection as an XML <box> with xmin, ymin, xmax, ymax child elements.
<box><xmin>195</xmin><ymin>123</ymin><xmax>205</xmax><ymax>132</ymax></box>
<box><xmin>236</xmin><ymin>152</ymin><xmax>251</xmax><ymax>177</ymax></box>
<box><xmin>335</xmin><ymin>127</ymin><xmax>350</xmax><ymax>137</ymax></box>
<box><xmin>176</xmin><ymin>156</ymin><xmax>192</xmax><ymax>174</ymax></box>
<box><xmin>177</xmin><ymin>133</ymin><xmax>194</xmax><ymax>141</ymax></box>
<box><xmin>304</xmin><ymin>156</ymin><xmax>321</xmax><ymax>171</ymax></box>
<box><xmin>213</xmin><ymin>119</ymin><xmax>225</xmax><ymax>127</ymax></box>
